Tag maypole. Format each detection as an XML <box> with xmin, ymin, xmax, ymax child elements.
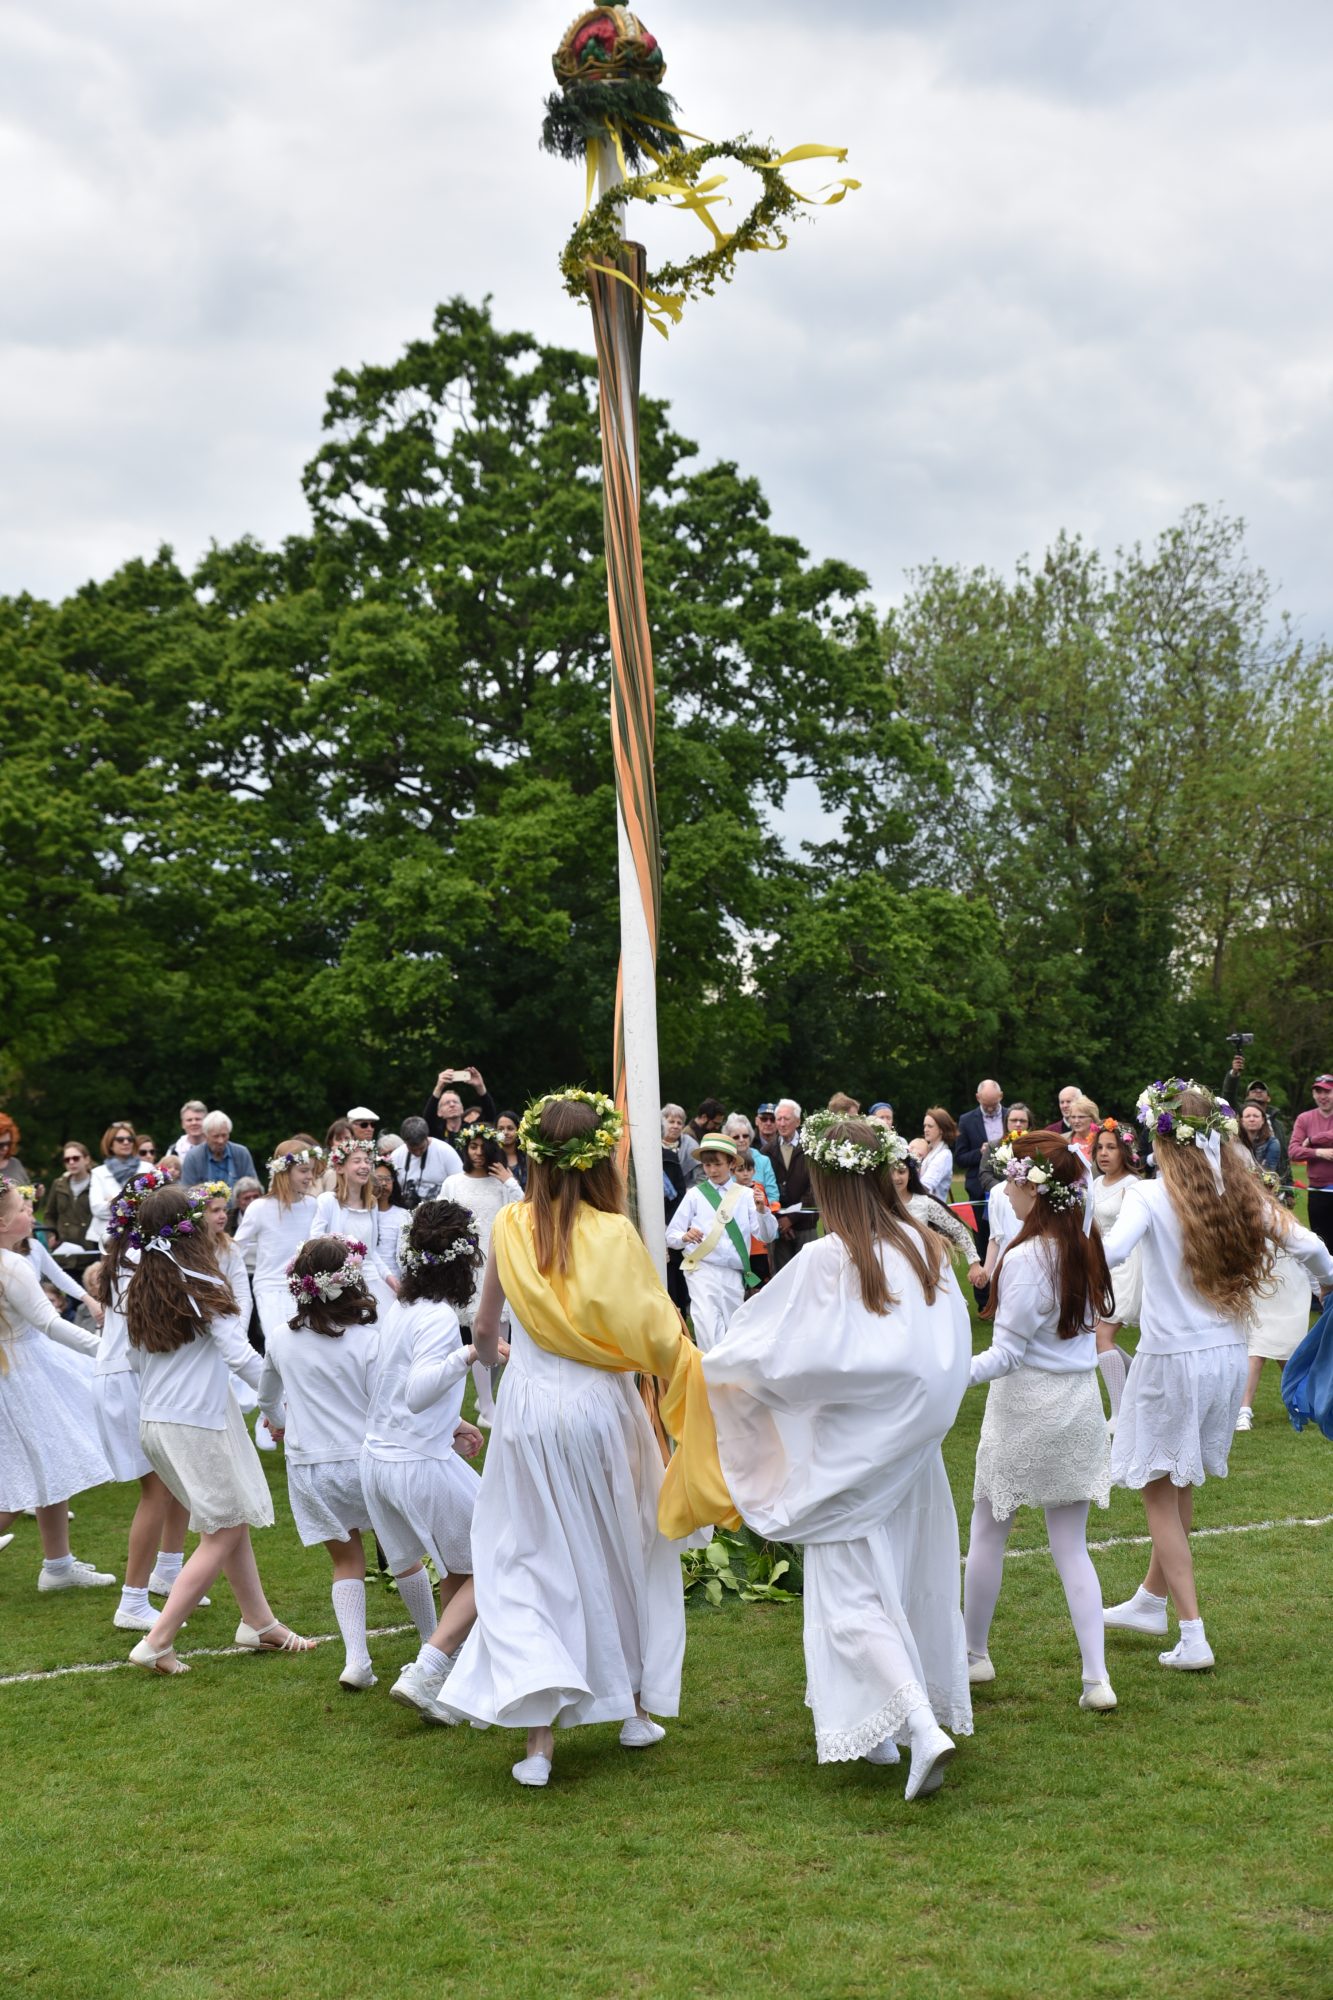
<box><xmin>541</xmin><ymin>9</ymin><xmax>858</xmax><ymax>1276</ymax></box>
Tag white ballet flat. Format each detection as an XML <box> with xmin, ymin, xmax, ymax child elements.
<box><xmin>512</xmin><ymin>1754</ymin><xmax>552</xmax><ymax>1788</ymax></box>
<box><xmin>1078</xmin><ymin>1679</ymin><xmax>1118</xmax><ymax>1712</ymax></box>
<box><xmin>967</xmin><ymin>1653</ymin><xmax>996</xmax><ymax>1685</ymax></box>
<box><xmin>904</xmin><ymin>1725</ymin><xmax>955</xmax><ymax>1802</ymax></box>
<box><xmin>128</xmin><ymin>1638</ymin><xmax>190</xmax><ymax>1676</ymax></box>
<box><xmin>619</xmin><ymin>1718</ymin><xmax>666</xmax><ymax>1748</ymax></box>
<box><xmin>862</xmin><ymin>1737</ymin><xmax>900</xmax><ymax>1766</ymax></box>
<box><xmin>338</xmin><ymin>1661</ymin><xmax>377</xmax><ymax>1691</ymax></box>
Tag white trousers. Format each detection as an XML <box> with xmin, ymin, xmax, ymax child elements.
<box><xmin>684</xmin><ymin>1263</ymin><xmax>745</xmax><ymax>1352</ymax></box>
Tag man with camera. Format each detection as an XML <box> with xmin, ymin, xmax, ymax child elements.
<box><xmin>397</xmin><ymin>1116</ymin><xmax>464</xmax><ymax>1210</ymax></box>
<box><xmin>423</xmin><ymin>1064</ymin><xmax>497</xmax><ymax>1142</ymax></box>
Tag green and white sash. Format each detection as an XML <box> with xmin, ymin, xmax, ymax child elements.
<box><xmin>683</xmin><ymin>1181</ymin><xmax>760</xmax><ymax>1288</ymax></box>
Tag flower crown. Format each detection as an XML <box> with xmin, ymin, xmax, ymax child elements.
<box><xmin>1095</xmin><ymin>1117</ymin><xmax>1142</xmax><ymax>1168</ymax></box>
<box><xmin>266</xmin><ymin>1146</ymin><xmax>326</xmax><ymax>1179</ymax></box>
<box><xmin>398</xmin><ymin>1224</ymin><xmax>480</xmax><ymax>1273</ymax></box>
<box><xmin>993</xmin><ymin>1134</ymin><xmax>1083</xmax><ymax>1214</ymax></box>
<box><xmin>286</xmin><ymin>1237</ymin><xmax>368</xmax><ymax>1303</ymax></box>
<box><xmin>329</xmin><ymin>1138</ymin><xmax>376</xmax><ymax>1170</ymax></box>
<box><xmin>517</xmin><ymin>1089</ymin><xmax>622</xmax><ymax>1172</ymax></box>
<box><xmin>1135</xmin><ymin>1079</ymin><xmax>1239</xmax><ymax>1146</ymax></box>
<box><xmin>105</xmin><ymin>1167</ymin><xmax>207</xmax><ymax>1248</ymax></box>
<box><xmin>186</xmin><ymin>1180</ymin><xmax>232</xmax><ymax>1204</ymax></box>
<box><xmin>460</xmin><ymin>1124</ymin><xmax>500</xmax><ymax>1146</ymax></box>
<box><xmin>799</xmin><ymin>1111</ymin><xmax>906</xmax><ymax>1176</ymax></box>
<box><xmin>0</xmin><ymin>1178</ymin><xmax>37</xmax><ymax>1203</ymax></box>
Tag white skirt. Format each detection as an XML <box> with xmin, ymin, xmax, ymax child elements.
<box><xmin>0</xmin><ymin>1329</ymin><xmax>113</xmax><ymax>1512</ymax></box>
<box><xmin>440</xmin><ymin>1316</ymin><xmax>686</xmax><ymax>1730</ymax></box>
<box><xmin>1111</xmin><ymin>1342</ymin><xmax>1247</xmax><ymax>1490</ymax></box>
<box><xmin>974</xmin><ymin>1368</ymin><xmax>1111</xmax><ymax>1517</ymax></box>
<box><xmin>287</xmin><ymin>1457</ymin><xmax>372</xmax><ymax>1547</ymax></box>
<box><xmin>803</xmin><ymin>1454</ymin><xmax>972</xmax><ymax>1763</ymax></box>
<box><xmin>1248</xmin><ymin>1249</ymin><xmax>1312</xmax><ymax>1362</ymax></box>
<box><xmin>140</xmin><ymin>1393</ymin><xmax>275</xmax><ymax>1534</ymax></box>
<box><xmin>360</xmin><ymin>1449</ymin><xmax>478</xmax><ymax>1577</ymax></box>
<box><xmin>93</xmin><ymin>1370</ymin><xmax>153</xmax><ymax>1484</ymax></box>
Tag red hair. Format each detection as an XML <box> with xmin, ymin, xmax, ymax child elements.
<box><xmin>983</xmin><ymin>1131</ymin><xmax>1113</xmax><ymax>1339</ymax></box>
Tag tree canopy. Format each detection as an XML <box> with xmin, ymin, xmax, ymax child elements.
<box><xmin>2</xmin><ymin>300</ymin><xmax>1328</xmax><ymax>1174</ymax></box>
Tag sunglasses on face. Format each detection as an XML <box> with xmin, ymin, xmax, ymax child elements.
<box><xmin>63</xmin><ymin>1155</ymin><xmax>85</xmax><ymax>1166</ymax></box>
<box><xmin>138</xmin><ymin>1147</ymin><xmax>157</xmax><ymax>1159</ymax></box>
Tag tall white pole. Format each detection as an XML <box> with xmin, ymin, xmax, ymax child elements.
<box><xmin>596</xmin><ymin>138</ymin><xmax>667</xmax><ymax>1281</ymax></box>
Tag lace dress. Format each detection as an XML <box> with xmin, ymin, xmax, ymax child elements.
<box><xmin>1091</xmin><ymin>1175</ymin><xmax>1142</xmax><ymax>1325</ymax></box>
<box><xmin>907</xmin><ymin>1194</ymin><xmax>978</xmax><ymax>1266</ymax></box>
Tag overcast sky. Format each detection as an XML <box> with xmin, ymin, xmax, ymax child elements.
<box><xmin>4</xmin><ymin>0</ymin><xmax>1331</xmax><ymax>657</ymax></box>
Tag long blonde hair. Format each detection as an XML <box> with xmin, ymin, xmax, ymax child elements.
<box><xmin>525</xmin><ymin>1100</ymin><xmax>626</xmax><ymax>1277</ymax></box>
<box><xmin>808</xmin><ymin>1121</ymin><xmax>946</xmax><ymax>1314</ymax></box>
<box><xmin>1154</xmin><ymin>1090</ymin><xmax>1275</xmax><ymax>1315</ymax></box>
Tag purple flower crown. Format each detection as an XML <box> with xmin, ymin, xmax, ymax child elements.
<box><xmin>105</xmin><ymin>1167</ymin><xmax>206</xmax><ymax>1249</ymax></box>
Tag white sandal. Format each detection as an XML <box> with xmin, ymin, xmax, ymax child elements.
<box><xmin>128</xmin><ymin>1638</ymin><xmax>190</xmax><ymax>1676</ymax></box>
<box><xmin>234</xmin><ymin>1619</ymin><xmax>316</xmax><ymax>1654</ymax></box>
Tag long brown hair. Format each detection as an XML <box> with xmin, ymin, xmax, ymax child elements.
<box><xmin>1154</xmin><ymin>1091</ymin><xmax>1276</xmax><ymax>1313</ymax></box>
<box><xmin>525</xmin><ymin>1099</ymin><xmax>626</xmax><ymax>1276</ymax></box>
<box><xmin>984</xmin><ymin>1131</ymin><xmax>1113</xmax><ymax>1339</ymax></box>
<box><xmin>125</xmin><ymin>1187</ymin><xmax>237</xmax><ymax>1354</ymax></box>
<box><xmin>808</xmin><ymin>1121</ymin><xmax>947</xmax><ymax>1314</ymax></box>
<box><xmin>924</xmin><ymin>1106</ymin><xmax>957</xmax><ymax>1145</ymax></box>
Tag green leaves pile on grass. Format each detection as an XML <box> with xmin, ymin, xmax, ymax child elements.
<box><xmin>1</xmin><ymin>1345</ymin><xmax>1330</xmax><ymax>1998</ymax></box>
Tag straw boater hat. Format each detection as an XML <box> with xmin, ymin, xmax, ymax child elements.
<box><xmin>697</xmin><ymin>1134</ymin><xmax>737</xmax><ymax>1159</ymax></box>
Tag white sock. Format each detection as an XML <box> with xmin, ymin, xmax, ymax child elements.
<box><xmin>1179</xmin><ymin>1616</ymin><xmax>1206</xmax><ymax>1643</ymax></box>
<box><xmin>42</xmin><ymin>1555</ymin><xmax>74</xmax><ymax>1575</ymax></box>
<box><xmin>119</xmin><ymin>1585</ymin><xmax>151</xmax><ymax>1614</ymax></box>
<box><xmin>396</xmin><ymin>1568</ymin><xmax>437</xmax><ymax>1642</ymax></box>
<box><xmin>1097</xmin><ymin>1346</ymin><xmax>1129</xmax><ymax>1417</ymax></box>
<box><xmin>154</xmin><ymin>1551</ymin><xmax>183</xmax><ymax>1584</ymax></box>
<box><xmin>417</xmin><ymin>1642</ymin><xmax>449</xmax><ymax>1675</ymax></box>
<box><xmin>1131</xmin><ymin>1585</ymin><xmax>1168</xmax><ymax>1608</ymax></box>
<box><xmin>330</xmin><ymin>1579</ymin><xmax>370</xmax><ymax>1670</ymax></box>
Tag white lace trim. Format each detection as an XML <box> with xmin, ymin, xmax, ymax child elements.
<box><xmin>815</xmin><ymin>1679</ymin><xmax>973</xmax><ymax>1763</ymax></box>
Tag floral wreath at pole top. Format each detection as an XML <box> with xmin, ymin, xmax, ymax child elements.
<box><xmin>1134</xmin><ymin>1079</ymin><xmax>1239</xmax><ymax>1146</ymax></box>
<box><xmin>544</xmin><ymin>9</ymin><xmax>859</xmax><ymax>339</ymax></box>
<box><xmin>398</xmin><ymin>1225</ymin><xmax>481</xmax><ymax>1275</ymax></box>
<box><xmin>265</xmin><ymin>1146</ymin><xmax>326</xmax><ymax>1181</ymax></box>
<box><xmin>798</xmin><ymin>1111</ymin><xmax>907</xmax><ymax>1177</ymax></box>
<box><xmin>517</xmin><ymin>1089</ymin><xmax>623</xmax><ymax>1173</ymax></box>
<box><xmin>286</xmin><ymin>1237</ymin><xmax>368</xmax><ymax>1304</ymax></box>
<box><xmin>105</xmin><ymin>1166</ymin><xmax>207</xmax><ymax>1249</ymax></box>
<box><xmin>990</xmin><ymin>1133</ymin><xmax>1084</xmax><ymax>1216</ymax></box>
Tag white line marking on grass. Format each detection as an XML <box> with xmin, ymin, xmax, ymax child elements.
<box><xmin>4</xmin><ymin>1515</ymin><xmax>1332</xmax><ymax>1689</ymax></box>
<box><xmin>0</xmin><ymin>1621</ymin><xmax>416</xmax><ymax>1687</ymax></box>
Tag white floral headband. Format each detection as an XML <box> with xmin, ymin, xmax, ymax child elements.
<box><xmin>286</xmin><ymin>1237</ymin><xmax>368</xmax><ymax>1303</ymax></box>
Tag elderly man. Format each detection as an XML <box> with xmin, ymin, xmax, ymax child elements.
<box><xmin>398</xmin><ymin>1116</ymin><xmax>464</xmax><ymax>1209</ymax></box>
<box><xmin>1047</xmin><ymin>1085</ymin><xmax>1081</xmax><ymax>1136</ymax></box>
<box><xmin>178</xmin><ymin>1111</ymin><xmax>257</xmax><ymax>1191</ymax></box>
<box><xmin>763</xmin><ymin>1097</ymin><xmax>815</xmax><ymax>1271</ymax></box>
<box><xmin>424</xmin><ymin>1064</ymin><xmax>497</xmax><ymax>1142</ymax></box>
<box><xmin>954</xmin><ymin>1079</ymin><xmax>1005</xmax><ymax>1276</ymax></box>
<box><xmin>1289</xmin><ymin>1073</ymin><xmax>1333</xmax><ymax>1259</ymax></box>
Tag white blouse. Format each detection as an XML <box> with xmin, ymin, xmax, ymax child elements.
<box><xmin>232</xmin><ymin>1194</ymin><xmax>320</xmax><ymax>1292</ymax></box>
<box><xmin>970</xmin><ymin>1238</ymin><xmax>1096</xmax><ymax>1383</ymax></box>
<box><xmin>258</xmin><ymin>1321</ymin><xmax>378</xmax><ymax>1466</ymax></box>
<box><xmin>128</xmin><ymin>1273</ymin><xmax>263</xmax><ymax>1428</ymax></box>
<box><xmin>439</xmin><ymin>1172</ymin><xmax>523</xmax><ymax>1322</ymax></box>
<box><xmin>919</xmin><ymin>1142</ymin><xmax>954</xmax><ymax>1205</ymax></box>
<box><xmin>310</xmin><ymin>1192</ymin><xmax>395</xmax><ymax>1293</ymax></box>
<box><xmin>0</xmin><ymin>1249</ymin><xmax>99</xmax><ymax>1356</ymax></box>
<box><xmin>362</xmin><ymin>1297</ymin><xmax>473</xmax><ymax>1463</ymax></box>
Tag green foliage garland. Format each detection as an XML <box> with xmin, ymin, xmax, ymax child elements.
<box><xmin>560</xmin><ymin>137</ymin><xmax>808</xmax><ymax>318</ymax></box>
<box><xmin>540</xmin><ymin>80</ymin><xmax>683</xmax><ymax>169</ymax></box>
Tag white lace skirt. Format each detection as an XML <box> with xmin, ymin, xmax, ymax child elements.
<box><xmin>287</xmin><ymin>1457</ymin><xmax>371</xmax><ymax>1547</ymax></box>
<box><xmin>140</xmin><ymin>1394</ymin><xmax>275</xmax><ymax>1535</ymax></box>
<box><xmin>974</xmin><ymin>1368</ymin><xmax>1111</xmax><ymax>1517</ymax></box>
<box><xmin>803</xmin><ymin>1452</ymin><xmax>972</xmax><ymax>1763</ymax></box>
<box><xmin>1111</xmin><ymin>1342</ymin><xmax>1246</xmax><ymax>1490</ymax></box>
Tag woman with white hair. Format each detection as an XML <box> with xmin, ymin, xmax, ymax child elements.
<box><xmin>722</xmin><ymin>1114</ymin><xmax>779</xmax><ymax>1207</ymax></box>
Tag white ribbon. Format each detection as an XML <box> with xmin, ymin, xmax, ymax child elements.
<box><xmin>142</xmin><ymin>1236</ymin><xmax>226</xmax><ymax>1313</ymax></box>
<box><xmin>1079</xmin><ymin>1160</ymin><xmax>1096</xmax><ymax>1237</ymax></box>
<box><xmin>1196</xmin><ymin>1129</ymin><xmax>1226</xmax><ymax>1195</ymax></box>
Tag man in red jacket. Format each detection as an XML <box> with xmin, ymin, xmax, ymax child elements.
<box><xmin>1289</xmin><ymin>1073</ymin><xmax>1333</xmax><ymax>1258</ymax></box>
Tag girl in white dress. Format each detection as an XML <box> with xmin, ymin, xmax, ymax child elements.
<box><xmin>963</xmin><ymin>1131</ymin><xmax>1117</xmax><ymax>1711</ymax></box>
<box><xmin>438</xmin><ymin>1090</ymin><xmax>717</xmax><ymax>1789</ymax></box>
<box><xmin>312</xmin><ymin>1141</ymin><xmax>399</xmax><ymax>1314</ymax></box>
<box><xmin>918</xmin><ymin>1108</ymin><xmax>957</xmax><ymax>1206</ymax></box>
<box><xmin>441</xmin><ymin>1127</ymin><xmax>522</xmax><ymax>1425</ymax></box>
<box><xmin>232</xmin><ymin>1141</ymin><xmax>323</xmax><ymax>1447</ymax></box>
<box><xmin>1101</xmin><ymin>1080</ymin><xmax>1333</xmax><ymax>1670</ymax></box>
<box><xmin>360</xmin><ymin>1200</ymin><xmax>485</xmax><ymax>1714</ymax></box>
<box><xmin>123</xmin><ymin>1182</ymin><xmax>314</xmax><ymax>1675</ymax></box>
<box><xmin>259</xmin><ymin>1237</ymin><xmax>381</xmax><ymax>1689</ymax></box>
<box><xmin>1236</xmin><ymin>1169</ymin><xmax>1318</xmax><ymax>1430</ymax></box>
<box><xmin>369</xmin><ymin>1157</ymin><xmax>412</xmax><ymax>1286</ymax></box>
<box><xmin>96</xmin><ymin>1168</ymin><xmax>193</xmax><ymax>1629</ymax></box>
<box><xmin>891</xmin><ymin>1156</ymin><xmax>987</xmax><ymax>1291</ymax></box>
<box><xmin>0</xmin><ymin>1179</ymin><xmax>116</xmax><ymax>1592</ymax></box>
<box><xmin>704</xmin><ymin>1115</ymin><xmax>972</xmax><ymax>1801</ymax></box>
<box><xmin>1089</xmin><ymin>1120</ymin><xmax>1144</xmax><ymax>1420</ymax></box>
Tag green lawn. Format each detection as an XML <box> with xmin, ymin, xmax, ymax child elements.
<box><xmin>2</xmin><ymin>1322</ymin><xmax>1330</xmax><ymax>2000</ymax></box>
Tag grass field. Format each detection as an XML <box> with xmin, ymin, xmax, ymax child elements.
<box><xmin>2</xmin><ymin>1316</ymin><xmax>1330</xmax><ymax>2000</ymax></box>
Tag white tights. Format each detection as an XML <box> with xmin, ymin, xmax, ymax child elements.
<box><xmin>964</xmin><ymin>1497</ymin><xmax>1107</xmax><ymax>1684</ymax></box>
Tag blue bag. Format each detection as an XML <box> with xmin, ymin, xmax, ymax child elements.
<box><xmin>1281</xmin><ymin>1296</ymin><xmax>1333</xmax><ymax>1440</ymax></box>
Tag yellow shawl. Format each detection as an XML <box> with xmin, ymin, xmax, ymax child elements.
<box><xmin>491</xmin><ymin>1203</ymin><xmax>739</xmax><ymax>1538</ymax></box>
